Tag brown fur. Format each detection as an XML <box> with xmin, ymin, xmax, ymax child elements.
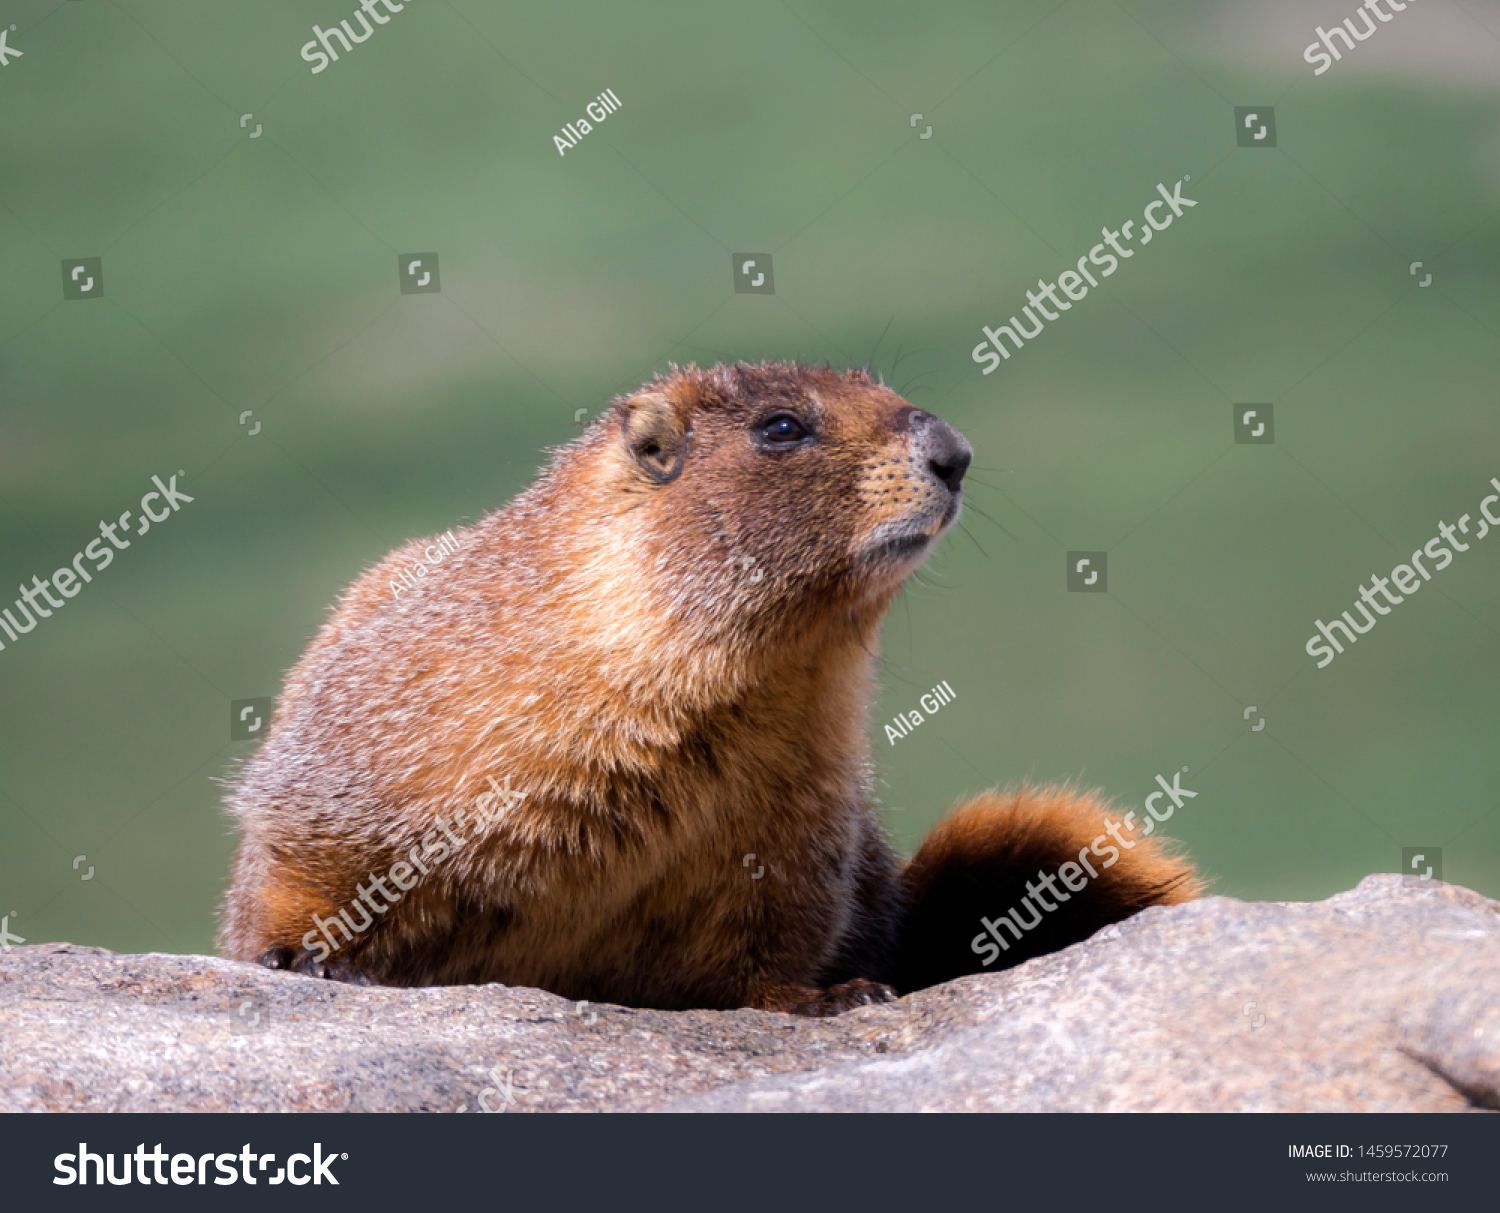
<box><xmin>218</xmin><ymin>361</ymin><xmax>1201</xmax><ymax>1014</ymax></box>
<box><xmin>895</xmin><ymin>785</ymin><xmax>1202</xmax><ymax>993</ymax></box>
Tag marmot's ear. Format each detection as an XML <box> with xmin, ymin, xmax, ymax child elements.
<box><xmin>620</xmin><ymin>394</ymin><xmax>692</xmax><ymax>483</ymax></box>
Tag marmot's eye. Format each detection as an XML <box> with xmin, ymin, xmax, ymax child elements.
<box><xmin>761</xmin><ymin>414</ymin><xmax>808</xmax><ymax>444</ymax></box>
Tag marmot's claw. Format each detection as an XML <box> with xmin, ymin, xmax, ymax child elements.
<box><xmin>768</xmin><ymin>978</ymin><xmax>899</xmax><ymax>1017</ymax></box>
<box><xmin>255</xmin><ymin>945</ymin><xmax>295</xmax><ymax>970</ymax></box>
<box><xmin>257</xmin><ymin>945</ymin><xmax>375</xmax><ymax>985</ymax></box>
<box><xmin>824</xmin><ymin>978</ymin><xmax>899</xmax><ymax>1012</ymax></box>
<box><xmin>322</xmin><ymin>957</ymin><xmax>376</xmax><ymax>985</ymax></box>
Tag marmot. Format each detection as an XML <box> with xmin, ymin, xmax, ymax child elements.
<box><xmin>220</xmin><ymin>361</ymin><xmax>1200</xmax><ymax>1015</ymax></box>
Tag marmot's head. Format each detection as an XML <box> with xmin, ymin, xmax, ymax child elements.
<box><xmin>561</xmin><ymin>361</ymin><xmax>971</xmax><ymax>641</ymax></box>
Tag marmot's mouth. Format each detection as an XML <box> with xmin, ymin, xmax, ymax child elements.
<box><xmin>863</xmin><ymin>494</ymin><xmax>962</xmax><ymax>568</ymax></box>
<box><xmin>868</xmin><ymin>531</ymin><xmax>932</xmax><ymax>561</ymax></box>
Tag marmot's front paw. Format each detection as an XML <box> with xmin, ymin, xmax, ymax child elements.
<box><xmin>256</xmin><ymin>945</ymin><xmax>375</xmax><ymax>985</ymax></box>
<box><xmin>814</xmin><ymin>978</ymin><xmax>898</xmax><ymax>1015</ymax></box>
<box><xmin>753</xmin><ymin>977</ymin><xmax>898</xmax><ymax>1017</ymax></box>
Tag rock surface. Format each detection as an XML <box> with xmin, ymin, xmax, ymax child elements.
<box><xmin>1</xmin><ymin>874</ymin><xmax>1495</xmax><ymax>1112</ymax></box>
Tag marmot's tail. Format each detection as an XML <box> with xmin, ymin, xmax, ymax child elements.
<box><xmin>892</xmin><ymin>784</ymin><xmax>1203</xmax><ymax>993</ymax></box>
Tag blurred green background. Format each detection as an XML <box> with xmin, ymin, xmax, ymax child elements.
<box><xmin>1</xmin><ymin>0</ymin><xmax>1497</xmax><ymax>958</ymax></box>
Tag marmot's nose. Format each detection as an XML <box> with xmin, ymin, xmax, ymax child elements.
<box><xmin>911</xmin><ymin>412</ymin><xmax>972</xmax><ymax>493</ymax></box>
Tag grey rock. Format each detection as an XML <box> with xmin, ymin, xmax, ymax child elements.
<box><xmin>1</xmin><ymin>875</ymin><xmax>1495</xmax><ymax>1112</ymax></box>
